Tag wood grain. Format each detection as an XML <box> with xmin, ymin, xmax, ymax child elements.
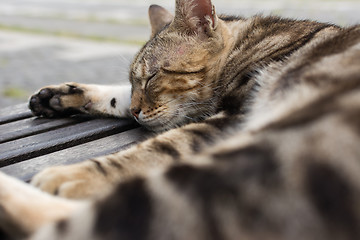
<box><xmin>0</xmin><ymin>104</ymin><xmax>149</xmax><ymax>174</ymax></box>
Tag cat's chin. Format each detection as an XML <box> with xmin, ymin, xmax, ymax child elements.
<box><xmin>140</xmin><ymin>121</ymin><xmax>182</xmax><ymax>133</ymax></box>
<box><xmin>138</xmin><ymin>115</ymin><xmax>190</xmax><ymax>133</ymax></box>
<box><xmin>143</xmin><ymin>124</ymin><xmax>170</xmax><ymax>133</ymax></box>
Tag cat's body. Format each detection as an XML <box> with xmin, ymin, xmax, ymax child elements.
<box><xmin>1</xmin><ymin>0</ymin><xmax>360</xmax><ymax>239</ymax></box>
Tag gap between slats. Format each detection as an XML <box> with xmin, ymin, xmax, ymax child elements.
<box><xmin>0</xmin><ymin>116</ymin><xmax>94</xmax><ymax>144</ymax></box>
<box><xmin>0</xmin><ymin>118</ymin><xmax>139</xmax><ymax>167</ymax></box>
<box><xmin>0</xmin><ymin>128</ymin><xmax>148</xmax><ymax>182</ymax></box>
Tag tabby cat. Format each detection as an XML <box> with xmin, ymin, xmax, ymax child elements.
<box><xmin>1</xmin><ymin>0</ymin><xmax>360</xmax><ymax>239</ymax></box>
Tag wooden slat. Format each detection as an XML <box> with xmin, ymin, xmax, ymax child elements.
<box><xmin>0</xmin><ymin>118</ymin><xmax>139</xmax><ymax>167</ymax></box>
<box><xmin>0</xmin><ymin>103</ymin><xmax>148</xmax><ymax>240</ymax></box>
<box><xmin>0</xmin><ymin>104</ymin><xmax>33</xmax><ymax>125</ymax></box>
<box><xmin>0</xmin><ymin>103</ymin><xmax>29</xmax><ymax>117</ymax></box>
<box><xmin>0</xmin><ymin>117</ymin><xmax>88</xmax><ymax>144</ymax></box>
<box><xmin>0</xmin><ymin>128</ymin><xmax>149</xmax><ymax>182</ymax></box>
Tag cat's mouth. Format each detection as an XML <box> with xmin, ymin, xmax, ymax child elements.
<box><xmin>135</xmin><ymin>110</ymin><xmax>186</xmax><ymax>132</ymax></box>
<box><xmin>134</xmin><ymin>99</ymin><xmax>211</xmax><ymax>132</ymax></box>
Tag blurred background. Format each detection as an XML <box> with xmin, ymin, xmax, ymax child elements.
<box><xmin>0</xmin><ymin>0</ymin><xmax>359</xmax><ymax>108</ymax></box>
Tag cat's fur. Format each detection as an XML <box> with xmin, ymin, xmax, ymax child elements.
<box><xmin>1</xmin><ymin>0</ymin><xmax>360</xmax><ymax>239</ymax></box>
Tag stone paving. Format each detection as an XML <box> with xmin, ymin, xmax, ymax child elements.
<box><xmin>0</xmin><ymin>31</ymin><xmax>139</xmax><ymax>107</ymax></box>
<box><xmin>0</xmin><ymin>0</ymin><xmax>359</xmax><ymax>108</ymax></box>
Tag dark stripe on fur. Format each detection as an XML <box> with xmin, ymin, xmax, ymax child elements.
<box><xmin>218</xmin><ymin>93</ymin><xmax>250</xmax><ymax>115</ymax></box>
<box><xmin>342</xmin><ymin>108</ymin><xmax>360</xmax><ymax>136</ymax></box>
<box><xmin>166</xmin><ymin>150</ymin><xmax>280</xmax><ymax>239</ymax></box>
<box><xmin>95</xmin><ymin>178</ymin><xmax>152</xmax><ymax>239</ymax></box>
<box><xmin>306</xmin><ymin>162</ymin><xmax>360</xmax><ymax>239</ymax></box>
<box><xmin>266</xmin><ymin>76</ymin><xmax>360</xmax><ymax>131</ymax></box>
<box><xmin>204</xmin><ymin>115</ymin><xmax>236</xmax><ymax>130</ymax></box>
<box><xmin>221</xmin><ymin>18</ymin><xmax>334</xmax><ymax>96</ymax></box>
<box><xmin>56</xmin><ymin>219</ymin><xmax>68</xmax><ymax>236</ymax></box>
<box><xmin>90</xmin><ymin>159</ymin><xmax>108</xmax><ymax>176</ymax></box>
<box><xmin>184</xmin><ymin>128</ymin><xmax>215</xmax><ymax>144</ymax></box>
<box><xmin>238</xmin><ymin>17</ymin><xmax>314</xmax><ymax>52</ymax></box>
<box><xmin>190</xmin><ymin>137</ymin><xmax>202</xmax><ymax>153</ymax></box>
<box><xmin>306</xmin><ymin>27</ymin><xmax>360</xmax><ymax>61</ymax></box>
<box><xmin>238</xmin><ymin>23</ymin><xmax>333</xmax><ymax>83</ymax></box>
<box><xmin>269</xmin><ymin>24</ymin><xmax>335</xmax><ymax>61</ymax></box>
<box><xmin>161</xmin><ymin>67</ymin><xmax>206</xmax><ymax>75</ymax></box>
<box><xmin>153</xmin><ymin>140</ymin><xmax>180</xmax><ymax>160</ymax></box>
<box><xmin>212</xmin><ymin>145</ymin><xmax>279</xmax><ymax>187</ymax></box>
<box><xmin>166</xmin><ymin>165</ymin><xmax>229</xmax><ymax>240</ymax></box>
<box><xmin>219</xmin><ymin>15</ymin><xmax>244</xmax><ymax>22</ymax></box>
<box><xmin>278</xmin><ymin>27</ymin><xmax>360</xmax><ymax>91</ymax></box>
<box><xmin>107</xmin><ymin>157</ymin><xmax>124</xmax><ymax>170</ymax></box>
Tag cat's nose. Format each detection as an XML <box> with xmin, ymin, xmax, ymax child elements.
<box><xmin>130</xmin><ymin>107</ymin><xmax>141</xmax><ymax>119</ymax></box>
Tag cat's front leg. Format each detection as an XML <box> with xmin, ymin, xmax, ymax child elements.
<box><xmin>29</xmin><ymin>83</ymin><xmax>132</xmax><ymax>118</ymax></box>
<box><xmin>30</xmin><ymin>143</ymin><xmax>175</xmax><ymax>199</ymax></box>
<box><xmin>30</xmin><ymin>114</ymin><xmax>231</xmax><ymax>199</ymax></box>
<box><xmin>30</xmin><ymin>160</ymin><xmax>120</xmax><ymax>199</ymax></box>
<box><xmin>0</xmin><ymin>171</ymin><xmax>84</xmax><ymax>239</ymax></box>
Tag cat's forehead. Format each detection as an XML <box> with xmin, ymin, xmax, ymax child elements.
<box><xmin>132</xmin><ymin>38</ymin><xmax>177</xmax><ymax>76</ymax></box>
<box><xmin>131</xmin><ymin>33</ymin><xmax>205</xmax><ymax>81</ymax></box>
<box><xmin>132</xmin><ymin>47</ymin><xmax>160</xmax><ymax>79</ymax></box>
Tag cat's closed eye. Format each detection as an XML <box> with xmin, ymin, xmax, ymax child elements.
<box><xmin>145</xmin><ymin>73</ymin><xmax>158</xmax><ymax>90</ymax></box>
<box><xmin>161</xmin><ymin>67</ymin><xmax>206</xmax><ymax>75</ymax></box>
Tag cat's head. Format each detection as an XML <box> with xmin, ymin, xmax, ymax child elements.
<box><xmin>129</xmin><ymin>0</ymin><xmax>227</xmax><ymax>131</ymax></box>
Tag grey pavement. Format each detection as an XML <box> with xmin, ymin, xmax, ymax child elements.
<box><xmin>0</xmin><ymin>15</ymin><xmax>150</xmax><ymax>43</ymax></box>
<box><xmin>0</xmin><ymin>0</ymin><xmax>359</xmax><ymax>108</ymax></box>
<box><xmin>0</xmin><ymin>31</ymin><xmax>139</xmax><ymax>107</ymax></box>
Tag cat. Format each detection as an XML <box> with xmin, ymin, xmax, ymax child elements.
<box><xmin>1</xmin><ymin>0</ymin><xmax>360</xmax><ymax>239</ymax></box>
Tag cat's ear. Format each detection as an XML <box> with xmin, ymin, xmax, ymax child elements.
<box><xmin>149</xmin><ymin>5</ymin><xmax>174</xmax><ymax>38</ymax></box>
<box><xmin>173</xmin><ymin>0</ymin><xmax>217</xmax><ymax>36</ymax></box>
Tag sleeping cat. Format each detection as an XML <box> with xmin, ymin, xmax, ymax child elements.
<box><xmin>1</xmin><ymin>0</ymin><xmax>360</xmax><ymax>239</ymax></box>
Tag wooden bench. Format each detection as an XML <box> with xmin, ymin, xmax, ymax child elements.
<box><xmin>0</xmin><ymin>103</ymin><xmax>149</xmax><ymax>238</ymax></box>
<box><xmin>0</xmin><ymin>103</ymin><xmax>150</xmax><ymax>239</ymax></box>
<box><xmin>0</xmin><ymin>103</ymin><xmax>149</xmax><ymax>182</ymax></box>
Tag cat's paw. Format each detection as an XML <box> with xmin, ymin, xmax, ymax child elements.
<box><xmin>30</xmin><ymin>164</ymin><xmax>109</xmax><ymax>199</ymax></box>
<box><xmin>29</xmin><ymin>82</ymin><xmax>90</xmax><ymax>118</ymax></box>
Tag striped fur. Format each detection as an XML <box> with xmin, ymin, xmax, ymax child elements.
<box><xmin>1</xmin><ymin>0</ymin><xmax>360</xmax><ymax>239</ymax></box>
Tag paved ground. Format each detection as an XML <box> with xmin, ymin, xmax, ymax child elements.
<box><xmin>0</xmin><ymin>31</ymin><xmax>139</xmax><ymax>107</ymax></box>
<box><xmin>0</xmin><ymin>0</ymin><xmax>359</xmax><ymax>108</ymax></box>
